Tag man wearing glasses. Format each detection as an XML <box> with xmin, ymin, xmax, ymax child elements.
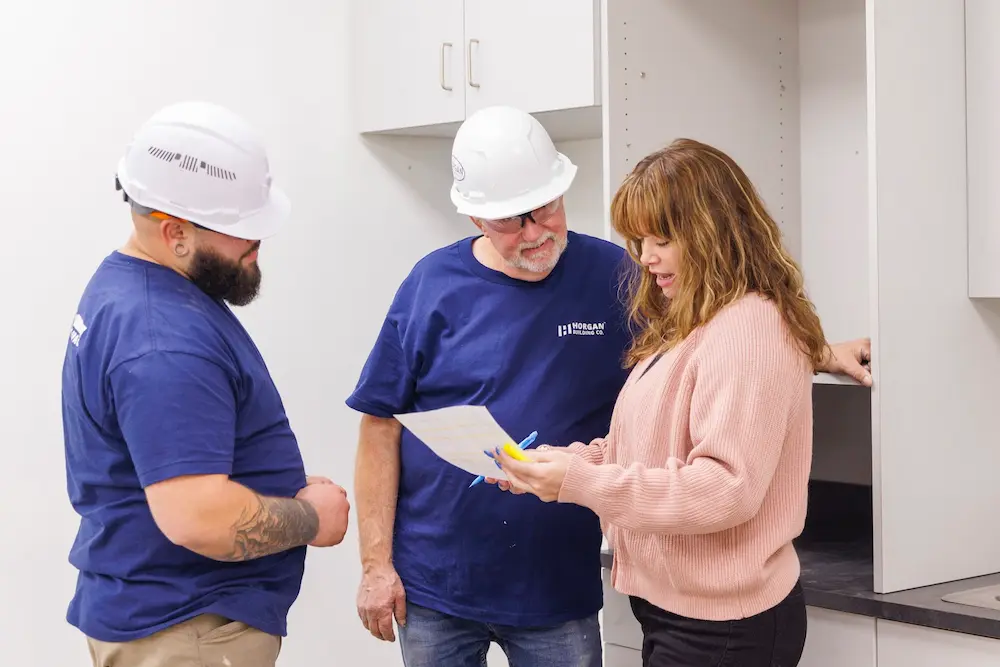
<box><xmin>346</xmin><ymin>105</ymin><xmax>870</xmax><ymax>667</ymax></box>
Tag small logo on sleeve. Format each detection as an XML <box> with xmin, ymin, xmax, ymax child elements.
<box><xmin>69</xmin><ymin>313</ymin><xmax>88</xmax><ymax>347</ymax></box>
<box><xmin>557</xmin><ymin>321</ymin><xmax>606</xmax><ymax>337</ymax></box>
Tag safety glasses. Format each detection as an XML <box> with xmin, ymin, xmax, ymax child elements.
<box><xmin>148</xmin><ymin>210</ymin><xmax>210</xmax><ymax>231</ymax></box>
<box><xmin>479</xmin><ymin>197</ymin><xmax>563</xmax><ymax>234</ymax></box>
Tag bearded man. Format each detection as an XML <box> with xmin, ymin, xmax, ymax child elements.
<box><xmin>60</xmin><ymin>101</ymin><xmax>350</xmax><ymax>667</ymax></box>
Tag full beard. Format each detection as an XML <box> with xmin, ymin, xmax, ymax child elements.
<box><xmin>189</xmin><ymin>247</ymin><xmax>262</xmax><ymax>306</ymax></box>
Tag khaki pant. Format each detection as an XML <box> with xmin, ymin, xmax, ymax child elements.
<box><xmin>87</xmin><ymin>614</ymin><xmax>282</xmax><ymax>667</ymax></box>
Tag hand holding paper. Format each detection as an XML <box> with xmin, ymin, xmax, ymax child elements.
<box><xmin>393</xmin><ymin>405</ymin><xmax>532</xmax><ymax>480</ymax></box>
<box><xmin>471</xmin><ymin>431</ymin><xmax>537</xmax><ymax>487</ymax></box>
<box><xmin>494</xmin><ymin>445</ymin><xmax>573</xmax><ymax>503</ymax></box>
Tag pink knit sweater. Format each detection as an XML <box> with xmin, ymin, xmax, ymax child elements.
<box><xmin>560</xmin><ymin>293</ymin><xmax>814</xmax><ymax>621</ymax></box>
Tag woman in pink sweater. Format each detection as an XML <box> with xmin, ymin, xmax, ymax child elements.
<box><xmin>494</xmin><ymin>138</ymin><xmax>828</xmax><ymax>666</ymax></box>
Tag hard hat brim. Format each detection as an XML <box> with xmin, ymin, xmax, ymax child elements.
<box><xmin>207</xmin><ymin>185</ymin><xmax>291</xmax><ymax>241</ymax></box>
<box><xmin>451</xmin><ymin>154</ymin><xmax>578</xmax><ymax>221</ymax></box>
<box><xmin>118</xmin><ymin>156</ymin><xmax>291</xmax><ymax>241</ymax></box>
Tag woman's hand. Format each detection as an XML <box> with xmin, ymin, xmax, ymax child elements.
<box><xmin>492</xmin><ymin>445</ymin><xmax>574</xmax><ymax>502</ymax></box>
<box><xmin>483</xmin><ymin>476</ymin><xmax>525</xmax><ymax>493</ymax></box>
<box><xmin>819</xmin><ymin>338</ymin><xmax>872</xmax><ymax>386</ymax></box>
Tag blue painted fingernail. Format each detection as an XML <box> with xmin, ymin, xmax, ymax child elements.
<box><xmin>495</xmin><ymin>460</ymin><xmax>502</xmax><ymax>469</ymax></box>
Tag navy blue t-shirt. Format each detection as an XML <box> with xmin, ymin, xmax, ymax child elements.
<box><xmin>61</xmin><ymin>251</ymin><xmax>308</xmax><ymax>642</ymax></box>
<box><xmin>346</xmin><ymin>231</ymin><xmax>632</xmax><ymax>626</ymax></box>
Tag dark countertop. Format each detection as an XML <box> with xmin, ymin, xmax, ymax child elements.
<box><xmin>601</xmin><ymin>541</ymin><xmax>1000</xmax><ymax>640</ymax></box>
<box><xmin>599</xmin><ymin>481</ymin><xmax>1000</xmax><ymax>641</ymax></box>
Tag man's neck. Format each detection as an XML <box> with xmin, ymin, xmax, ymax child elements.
<box><xmin>471</xmin><ymin>236</ymin><xmax>551</xmax><ymax>283</ymax></box>
<box><xmin>120</xmin><ymin>236</ymin><xmax>190</xmax><ymax>280</ymax></box>
<box><xmin>119</xmin><ymin>237</ymin><xmax>159</xmax><ymax>264</ymax></box>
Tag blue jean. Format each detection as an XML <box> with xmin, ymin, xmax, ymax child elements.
<box><xmin>398</xmin><ymin>601</ymin><xmax>602</xmax><ymax>667</ymax></box>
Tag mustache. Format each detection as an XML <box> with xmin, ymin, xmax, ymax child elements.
<box><xmin>242</xmin><ymin>242</ymin><xmax>261</xmax><ymax>259</ymax></box>
<box><xmin>518</xmin><ymin>233</ymin><xmax>555</xmax><ymax>251</ymax></box>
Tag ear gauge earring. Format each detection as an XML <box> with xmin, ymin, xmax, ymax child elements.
<box><xmin>174</xmin><ymin>244</ymin><xmax>188</xmax><ymax>257</ymax></box>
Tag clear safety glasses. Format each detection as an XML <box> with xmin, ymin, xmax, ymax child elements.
<box><xmin>479</xmin><ymin>197</ymin><xmax>563</xmax><ymax>234</ymax></box>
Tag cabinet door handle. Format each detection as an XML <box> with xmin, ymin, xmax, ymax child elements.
<box><xmin>468</xmin><ymin>38</ymin><xmax>480</xmax><ymax>88</ymax></box>
<box><xmin>440</xmin><ymin>42</ymin><xmax>453</xmax><ymax>91</ymax></box>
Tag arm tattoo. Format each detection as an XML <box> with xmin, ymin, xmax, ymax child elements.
<box><xmin>220</xmin><ymin>495</ymin><xmax>320</xmax><ymax>561</ymax></box>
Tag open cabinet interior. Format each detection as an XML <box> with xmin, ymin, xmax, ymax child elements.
<box><xmin>797</xmin><ymin>0</ymin><xmax>869</xmax><ymax>348</ymax></box>
<box><xmin>803</xmin><ymin>384</ymin><xmax>875</xmax><ymax>597</ymax></box>
<box><xmin>601</xmin><ymin>0</ymin><xmax>877</xmax><ymax>586</ymax></box>
<box><xmin>602</xmin><ymin>0</ymin><xmax>868</xmax><ymax>344</ymax></box>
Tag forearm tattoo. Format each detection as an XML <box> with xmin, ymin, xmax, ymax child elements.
<box><xmin>220</xmin><ymin>495</ymin><xmax>320</xmax><ymax>561</ymax></box>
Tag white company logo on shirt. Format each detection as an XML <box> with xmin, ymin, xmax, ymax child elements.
<box><xmin>69</xmin><ymin>313</ymin><xmax>88</xmax><ymax>347</ymax></box>
<box><xmin>556</xmin><ymin>321</ymin><xmax>606</xmax><ymax>337</ymax></box>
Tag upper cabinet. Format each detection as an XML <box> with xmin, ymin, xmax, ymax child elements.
<box><xmin>462</xmin><ymin>0</ymin><xmax>601</xmax><ymax>116</ymax></box>
<box><xmin>352</xmin><ymin>0</ymin><xmax>467</xmax><ymax>133</ymax></box>
<box><xmin>352</xmin><ymin>0</ymin><xmax>602</xmax><ymax>140</ymax></box>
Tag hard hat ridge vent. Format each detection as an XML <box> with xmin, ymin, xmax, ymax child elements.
<box><xmin>145</xmin><ymin>144</ymin><xmax>238</xmax><ymax>182</ymax></box>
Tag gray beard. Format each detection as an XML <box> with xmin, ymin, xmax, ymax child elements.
<box><xmin>506</xmin><ymin>232</ymin><xmax>569</xmax><ymax>274</ymax></box>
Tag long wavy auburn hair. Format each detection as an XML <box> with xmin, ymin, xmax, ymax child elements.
<box><xmin>611</xmin><ymin>138</ymin><xmax>828</xmax><ymax>369</ymax></box>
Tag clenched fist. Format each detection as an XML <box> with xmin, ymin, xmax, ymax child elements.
<box><xmin>296</xmin><ymin>478</ymin><xmax>350</xmax><ymax>547</ymax></box>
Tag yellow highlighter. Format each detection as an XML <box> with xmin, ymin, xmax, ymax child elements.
<box><xmin>502</xmin><ymin>441</ymin><xmax>532</xmax><ymax>462</ymax></box>
<box><xmin>470</xmin><ymin>431</ymin><xmax>538</xmax><ymax>489</ymax></box>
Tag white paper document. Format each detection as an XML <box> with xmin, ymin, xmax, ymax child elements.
<box><xmin>393</xmin><ymin>405</ymin><xmax>517</xmax><ymax>479</ymax></box>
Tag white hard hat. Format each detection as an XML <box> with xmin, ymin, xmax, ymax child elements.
<box><xmin>115</xmin><ymin>101</ymin><xmax>290</xmax><ymax>241</ymax></box>
<box><xmin>450</xmin><ymin>106</ymin><xmax>577</xmax><ymax>220</ymax></box>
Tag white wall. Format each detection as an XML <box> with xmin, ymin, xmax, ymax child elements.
<box><xmin>0</xmin><ymin>2</ymin><xmax>604</xmax><ymax>665</ymax></box>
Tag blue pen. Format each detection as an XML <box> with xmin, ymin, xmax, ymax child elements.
<box><xmin>468</xmin><ymin>430</ymin><xmax>538</xmax><ymax>488</ymax></box>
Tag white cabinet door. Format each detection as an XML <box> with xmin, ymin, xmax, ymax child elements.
<box><xmin>877</xmin><ymin>620</ymin><xmax>1000</xmax><ymax>667</ymax></box>
<box><xmin>799</xmin><ymin>608</ymin><xmax>876</xmax><ymax>667</ymax></box>
<box><xmin>463</xmin><ymin>0</ymin><xmax>600</xmax><ymax>116</ymax></box>
<box><xmin>353</xmin><ymin>0</ymin><xmax>466</xmax><ymax>132</ymax></box>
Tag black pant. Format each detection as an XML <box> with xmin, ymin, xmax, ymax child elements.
<box><xmin>628</xmin><ymin>581</ymin><xmax>807</xmax><ymax>667</ymax></box>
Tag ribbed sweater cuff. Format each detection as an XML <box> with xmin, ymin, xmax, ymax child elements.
<box><xmin>565</xmin><ymin>440</ymin><xmax>604</xmax><ymax>465</ymax></box>
<box><xmin>558</xmin><ymin>455</ymin><xmax>598</xmax><ymax>508</ymax></box>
